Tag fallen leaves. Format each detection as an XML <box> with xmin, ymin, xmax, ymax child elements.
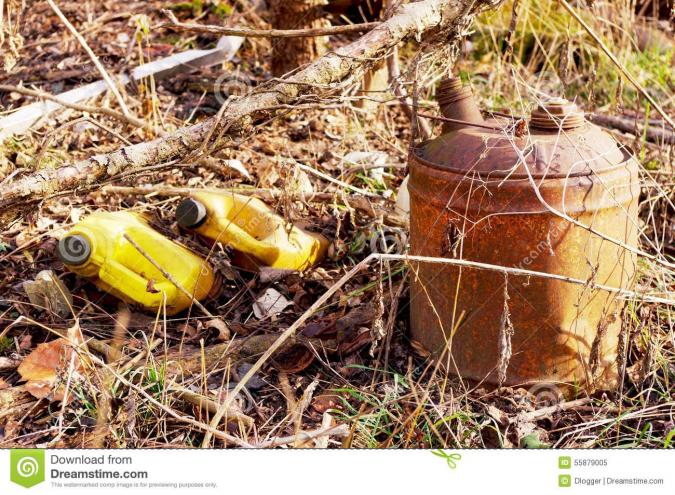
<box><xmin>272</xmin><ymin>345</ymin><xmax>315</xmax><ymax>373</ymax></box>
<box><xmin>253</xmin><ymin>287</ymin><xmax>293</xmax><ymax>319</ymax></box>
<box><xmin>311</xmin><ymin>393</ymin><xmax>342</xmax><ymax>414</ymax></box>
<box><xmin>17</xmin><ymin>322</ymin><xmax>87</xmax><ymax>402</ymax></box>
<box><xmin>205</xmin><ymin>318</ymin><xmax>231</xmax><ymax>342</ymax></box>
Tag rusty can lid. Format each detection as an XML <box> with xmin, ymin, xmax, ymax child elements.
<box><xmin>529</xmin><ymin>98</ymin><xmax>585</xmax><ymax>130</ymax></box>
<box><xmin>414</xmin><ymin>114</ymin><xmax>629</xmax><ymax>179</ymax></box>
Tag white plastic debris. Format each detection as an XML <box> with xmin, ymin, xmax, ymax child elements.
<box><xmin>223</xmin><ymin>159</ymin><xmax>251</xmax><ymax>179</ymax></box>
<box><xmin>0</xmin><ymin>36</ymin><xmax>244</xmax><ymax>139</ymax></box>
<box><xmin>253</xmin><ymin>288</ymin><xmax>292</xmax><ymax>319</ymax></box>
<box><xmin>343</xmin><ymin>151</ymin><xmax>390</xmax><ymax>184</ymax></box>
<box><xmin>395</xmin><ymin>175</ymin><xmax>410</xmax><ymax>217</ymax></box>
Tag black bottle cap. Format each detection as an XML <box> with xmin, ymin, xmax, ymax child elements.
<box><xmin>176</xmin><ymin>198</ymin><xmax>207</xmax><ymax>229</ymax></box>
<box><xmin>57</xmin><ymin>234</ymin><xmax>92</xmax><ymax>265</ymax></box>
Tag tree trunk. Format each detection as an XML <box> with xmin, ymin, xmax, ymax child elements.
<box><xmin>355</xmin><ymin>58</ymin><xmax>389</xmax><ymax>112</ymax></box>
<box><xmin>270</xmin><ymin>0</ymin><xmax>329</xmax><ymax>77</ymax></box>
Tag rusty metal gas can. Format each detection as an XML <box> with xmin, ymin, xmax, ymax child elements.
<box><xmin>408</xmin><ymin>78</ymin><xmax>640</xmax><ymax>391</ymax></box>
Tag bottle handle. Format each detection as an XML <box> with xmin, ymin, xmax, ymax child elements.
<box><xmin>212</xmin><ymin>217</ymin><xmax>278</xmax><ymax>264</ymax></box>
<box><xmin>99</xmin><ymin>259</ymin><xmax>178</xmax><ymax>309</ymax></box>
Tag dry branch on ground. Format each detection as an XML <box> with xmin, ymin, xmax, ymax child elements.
<box><xmin>0</xmin><ymin>0</ymin><xmax>673</xmax><ymax>450</ymax></box>
<box><xmin>0</xmin><ymin>0</ymin><xmax>500</xmax><ymax>229</ymax></box>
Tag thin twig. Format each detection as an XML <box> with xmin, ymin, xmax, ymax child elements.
<box><xmin>252</xmin><ymin>424</ymin><xmax>350</xmax><ymax>448</ymax></box>
<box><xmin>122</xmin><ymin>233</ymin><xmax>216</xmax><ymax>319</ymax></box>
<box><xmin>387</xmin><ymin>47</ymin><xmax>432</xmax><ymax>140</ymax></box>
<box><xmin>118</xmin><ymin>338</ymin><xmax>162</xmax><ymax>374</ymax></box>
<box><xmin>46</xmin><ymin>0</ymin><xmax>131</xmax><ymax>116</ymax></box>
<box><xmin>378</xmin><ymin>253</ymin><xmax>674</xmax><ymax>305</ymax></box>
<box><xmin>588</xmin><ymin>113</ymin><xmax>675</xmax><ymax>145</ymax></box>
<box><xmin>517</xmin><ymin>398</ymin><xmax>592</xmax><ymax>422</ymax></box>
<box><xmin>293</xmin><ymin>160</ymin><xmax>385</xmax><ymax>199</ymax></box>
<box><xmin>416</xmin><ymin>110</ymin><xmax>504</xmax><ymax>131</ymax></box>
<box><xmin>161</xmin><ymin>9</ymin><xmax>379</xmax><ymax>38</ymax></box>
<box><xmin>169</xmin><ymin>386</ymin><xmax>254</xmax><ymax>428</ymax></box>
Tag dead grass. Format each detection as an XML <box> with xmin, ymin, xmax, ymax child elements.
<box><xmin>0</xmin><ymin>0</ymin><xmax>673</xmax><ymax>448</ymax></box>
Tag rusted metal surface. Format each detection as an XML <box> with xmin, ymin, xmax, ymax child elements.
<box><xmin>409</xmin><ymin>91</ymin><xmax>640</xmax><ymax>391</ymax></box>
<box><xmin>436</xmin><ymin>77</ymin><xmax>485</xmax><ymax>133</ymax></box>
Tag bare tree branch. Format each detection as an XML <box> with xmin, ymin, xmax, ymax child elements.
<box><xmin>0</xmin><ymin>0</ymin><xmax>503</xmax><ymax>228</ymax></box>
<box><xmin>161</xmin><ymin>8</ymin><xmax>380</xmax><ymax>38</ymax></box>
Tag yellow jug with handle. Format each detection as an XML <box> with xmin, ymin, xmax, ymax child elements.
<box><xmin>176</xmin><ymin>191</ymin><xmax>328</xmax><ymax>271</ymax></box>
<box><xmin>57</xmin><ymin>211</ymin><xmax>217</xmax><ymax>315</ymax></box>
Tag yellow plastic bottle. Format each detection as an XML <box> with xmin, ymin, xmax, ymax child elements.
<box><xmin>176</xmin><ymin>191</ymin><xmax>328</xmax><ymax>271</ymax></box>
<box><xmin>57</xmin><ymin>211</ymin><xmax>216</xmax><ymax>315</ymax></box>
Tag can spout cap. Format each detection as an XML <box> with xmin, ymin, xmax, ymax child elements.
<box><xmin>530</xmin><ymin>98</ymin><xmax>585</xmax><ymax>130</ymax></box>
<box><xmin>436</xmin><ymin>77</ymin><xmax>485</xmax><ymax>133</ymax></box>
<box><xmin>176</xmin><ymin>198</ymin><xmax>208</xmax><ymax>229</ymax></box>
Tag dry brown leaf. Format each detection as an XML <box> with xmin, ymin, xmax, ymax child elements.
<box><xmin>311</xmin><ymin>393</ymin><xmax>342</xmax><ymax>414</ymax></box>
<box><xmin>181</xmin><ymin>323</ymin><xmax>201</xmax><ymax>341</ymax></box>
<box><xmin>17</xmin><ymin>322</ymin><xmax>86</xmax><ymax>402</ymax></box>
<box><xmin>486</xmin><ymin>404</ymin><xmax>510</xmax><ymax>426</ymax></box>
<box><xmin>205</xmin><ymin>319</ymin><xmax>231</xmax><ymax>342</ymax></box>
<box><xmin>18</xmin><ymin>334</ymin><xmax>32</xmax><ymax>351</ymax></box>
<box><xmin>254</xmin><ymin>161</ymin><xmax>281</xmax><ymax>188</ymax></box>
<box><xmin>272</xmin><ymin>345</ymin><xmax>315</xmax><ymax>373</ymax></box>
